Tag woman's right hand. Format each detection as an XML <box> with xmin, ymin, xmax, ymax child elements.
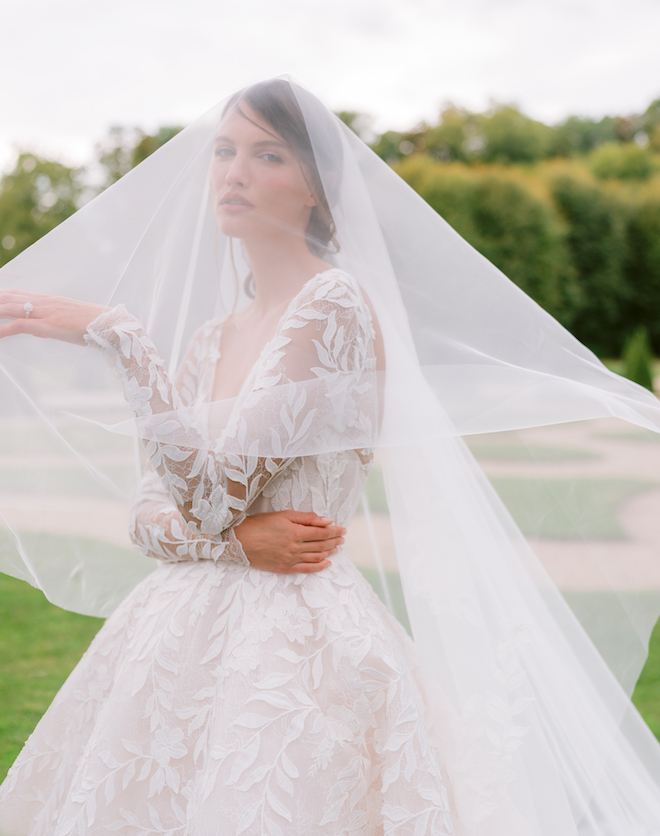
<box><xmin>233</xmin><ymin>511</ymin><xmax>346</xmax><ymax>574</ymax></box>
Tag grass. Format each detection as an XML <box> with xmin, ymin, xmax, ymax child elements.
<box><xmin>489</xmin><ymin>477</ymin><xmax>655</xmax><ymax>539</ymax></box>
<box><xmin>632</xmin><ymin>618</ymin><xmax>660</xmax><ymax>739</ymax></box>
<box><xmin>467</xmin><ymin>444</ymin><xmax>599</xmax><ymax>462</ymax></box>
<box><xmin>0</xmin><ymin>573</ymin><xmax>103</xmax><ymax>783</ymax></box>
<box><xmin>0</xmin><ymin>463</ymin><xmax>136</xmax><ymax>496</ymax></box>
<box><xmin>0</xmin><ymin>420</ymin><xmax>134</xmax><ymax>457</ymax></box>
<box><xmin>595</xmin><ymin>429</ymin><xmax>660</xmax><ymax>444</ymax></box>
<box><xmin>365</xmin><ymin>467</ymin><xmax>656</xmax><ymax>540</ymax></box>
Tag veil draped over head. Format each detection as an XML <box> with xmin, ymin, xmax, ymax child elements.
<box><xmin>2</xmin><ymin>77</ymin><xmax>660</xmax><ymax>833</ymax></box>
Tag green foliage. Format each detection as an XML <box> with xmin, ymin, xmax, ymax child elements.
<box><xmin>589</xmin><ymin>141</ymin><xmax>654</xmax><ymax>181</ymax></box>
<box><xmin>639</xmin><ymin>99</ymin><xmax>660</xmax><ymax>151</ymax></box>
<box><xmin>626</xmin><ymin>192</ymin><xmax>660</xmax><ymax>350</ymax></box>
<box><xmin>623</xmin><ymin>326</ymin><xmax>655</xmax><ymax>391</ymax></box>
<box><xmin>414</xmin><ymin>104</ymin><xmax>555</xmax><ymax>166</ymax></box>
<box><xmin>478</xmin><ymin>106</ymin><xmax>556</xmax><ymax>164</ymax></box>
<box><xmin>95</xmin><ymin>125</ymin><xmax>183</xmax><ymax>188</ymax></box>
<box><xmin>552</xmin><ymin>115</ymin><xmax>620</xmax><ymax>156</ymax></box>
<box><xmin>421</xmin><ymin>105</ymin><xmax>477</xmax><ymax>162</ymax></box>
<box><xmin>370</xmin><ymin>129</ymin><xmax>406</xmax><ymax>163</ymax></box>
<box><xmin>549</xmin><ymin>174</ymin><xmax>630</xmax><ymax>356</ymax></box>
<box><xmin>335</xmin><ymin>111</ymin><xmax>375</xmax><ymax>144</ymax></box>
<box><xmin>396</xmin><ymin>157</ymin><xmax>577</xmax><ymax>323</ymax></box>
<box><xmin>0</xmin><ymin>153</ymin><xmax>82</xmax><ymax>266</ymax></box>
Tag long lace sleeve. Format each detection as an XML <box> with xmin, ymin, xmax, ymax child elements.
<box><xmin>126</xmin><ymin>318</ymin><xmax>249</xmax><ymax>565</ymax></box>
<box><xmin>128</xmin><ymin>466</ymin><xmax>250</xmax><ymax>565</ymax></box>
<box><xmin>84</xmin><ymin>271</ymin><xmax>376</xmax><ymax>543</ymax></box>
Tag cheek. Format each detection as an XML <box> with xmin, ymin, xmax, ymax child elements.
<box><xmin>266</xmin><ymin>172</ymin><xmax>311</xmax><ymax>214</ymax></box>
<box><xmin>209</xmin><ymin>160</ymin><xmax>225</xmax><ymax>191</ymax></box>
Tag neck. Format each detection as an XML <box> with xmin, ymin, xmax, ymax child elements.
<box><xmin>242</xmin><ymin>233</ymin><xmax>330</xmax><ymax>314</ymax></box>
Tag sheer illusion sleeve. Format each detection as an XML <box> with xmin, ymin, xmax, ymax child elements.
<box><xmin>128</xmin><ymin>465</ymin><xmax>250</xmax><ymax>565</ymax></box>
<box><xmin>84</xmin><ymin>271</ymin><xmax>376</xmax><ymax>556</ymax></box>
<box><xmin>125</xmin><ymin>319</ymin><xmax>250</xmax><ymax>565</ymax></box>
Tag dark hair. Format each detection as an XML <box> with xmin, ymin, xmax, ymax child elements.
<box><xmin>223</xmin><ymin>79</ymin><xmax>340</xmax><ymax>259</ymax></box>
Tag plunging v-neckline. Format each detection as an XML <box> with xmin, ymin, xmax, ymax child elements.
<box><xmin>205</xmin><ymin>268</ymin><xmax>341</xmax><ymax>406</ymax></box>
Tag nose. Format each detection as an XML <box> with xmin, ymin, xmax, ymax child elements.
<box><xmin>224</xmin><ymin>152</ymin><xmax>249</xmax><ymax>187</ymax></box>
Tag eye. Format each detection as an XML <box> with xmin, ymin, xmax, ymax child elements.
<box><xmin>214</xmin><ymin>146</ymin><xmax>234</xmax><ymax>158</ymax></box>
<box><xmin>261</xmin><ymin>152</ymin><xmax>283</xmax><ymax>164</ymax></box>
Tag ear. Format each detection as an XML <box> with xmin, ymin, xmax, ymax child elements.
<box><xmin>305</xmin><ymin>193</ymin><xmax>317</xmax><ymax>208</ymax></box>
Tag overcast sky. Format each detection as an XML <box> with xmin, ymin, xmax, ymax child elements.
<box><xmin>2</xmin><ymin>0</ymin><xmax>659</xmax><ymax>171</ymax></box>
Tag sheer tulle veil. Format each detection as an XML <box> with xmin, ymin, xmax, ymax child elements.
<box><xmin>2</xmin><ymin>77</ymin><xmax>660</xmax><ymax>832</ymax></box>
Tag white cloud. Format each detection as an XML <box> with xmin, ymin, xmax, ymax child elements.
<box><xmin>0</xmin><ymin>0</ymin><xmax>659</xmax><ymax>170</ymax></box>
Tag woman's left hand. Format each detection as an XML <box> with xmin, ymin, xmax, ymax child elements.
<box><xmin>0</xmin><ymin>290</ymin><xmax>110</xmax><ymax>345</ymax></box>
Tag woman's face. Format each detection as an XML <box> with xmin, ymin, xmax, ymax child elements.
<box><xmin>210</xmin><ymin>102</ymin><xmax>316</xmax><ymax>242</ymax></box>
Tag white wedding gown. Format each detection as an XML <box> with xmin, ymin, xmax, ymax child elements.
<box><xmin>0</xmin><ymin>270</ymin><xmax>457</xmax><ymax>836</ymax></box>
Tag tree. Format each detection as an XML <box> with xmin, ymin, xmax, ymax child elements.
<box><xmin>410</xmin><ymin>104</ymin><xmax>556</xmax><ymax>166</ymax></box>
<box><xmin>626</xmin><ymin>193</ymin><xmax>660</xmax><ymax>351</ymax></box>
<box><xmin>589</xmin><ymin>142</ymin><xmax>654</xmax><ymax>181</ymax></box>
<box><xmin>335</xmin><ymin>111</ymin><xmax>375</xmax><ymax>144</ymax></box>
<box><xmin>550</xmin><ymin>174</ymin><xmax>629</xmax><ymax>356</ymax></box>
<box><xmin>639</xmin><ymin>98</ymin><xmax>660</xmax><ymax>151</ymax></box>
<box><xmin>396</xmin><ymin>157</ymin><xmax>577</xmax><ymax>324</ymax></box>
<box><xmin>0</xmin><ymin>153</ymin><xmax>82</xmax><ymax>267</ymax></box>
<box><xmin>623</xmin><ymin>326</ymin><xmax>655</xmax><ymax>391</ymax></box>
<box><xmin>95</xmin><ymin>126</ymin><xmax>183</xmax><ymax>189</ymax></box>
<box><xmin>552</xmin><ymin>115</ymin><xmax>619</xmax><ymax>156</ymax></box>
<box><xmin>422</xmin><ymin>105</ymin><xmax>477</xmax><ymax>162</ymax></box>
<box><xmin>478</xmin><ymin>106</ymin><xmax>556</xmax><ymax>165</ymax></box>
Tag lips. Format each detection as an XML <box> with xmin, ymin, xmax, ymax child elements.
<box><xmin>220</xmin><ymin>193</ymin><xmax>254</xmax><ymax>208</ymax></box>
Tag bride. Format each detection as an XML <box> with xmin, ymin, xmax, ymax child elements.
<box><xmin>1</xmin><ymin>78</ymin><xmax>660</xmax><ymax>835</ymax></box>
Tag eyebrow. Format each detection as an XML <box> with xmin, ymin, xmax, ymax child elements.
<box><xmin>214</xmin><ymin>135</ymin><xmax>289</xmax><ymax>150</ymax></box>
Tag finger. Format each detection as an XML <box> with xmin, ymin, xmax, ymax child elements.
<box><xmin>0</xmin><ymin>289</ymin><xmax>46</xmax><ymax>307</ymax></box>
<box><xmin>288</xmin><ymin>559</ymin><xmax>332</xmax><ymax>574</ymax></box>
<box><xmin>298</xmin><ymin>537</ymin><xmax>344</xmax><ymax>554</ymax></box>
<box><xmin>298</xmin><ymin>542</ymin><xmax>342</xmax><ymax>559</ymax></box>
<box><xmin>0</xmin><ymin>318</ymin><xmax>41</xmax><ymax>339</ymax></box>
<box><xmin>286</xmin><ymin>511</ymin><xmax>333</xmax><ymax>527</ymax></box>
<box><xmin>293</xmin><ymin>551</ymin><xmax>330</xmax><ymax>563</ymax></box>
<box><xmin>299</xmin><ymin>525</ymin><xmax>346</xmax><ymax>543</ymax></box>
<box><xmin>0</xmin><ymin>303</ymin><xmax>26</xmax><ymax>318</ymax></box>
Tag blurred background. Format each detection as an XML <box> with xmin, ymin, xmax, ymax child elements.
<box><xmin>2</xmin><ymin>0</ymin><xmax>660</xmax><ymax>782</ymax></box>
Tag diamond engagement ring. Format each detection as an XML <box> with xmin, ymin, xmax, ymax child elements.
<box><xmin>24</xmin><ymin>302</ymin><xmax>34</xmax><ymax>318</ymax></box>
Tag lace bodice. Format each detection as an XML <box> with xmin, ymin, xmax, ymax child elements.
<box><xmin>84</xmin><ymin>269</ymin><xmax>377</xmax><ymax>567</ymax></box>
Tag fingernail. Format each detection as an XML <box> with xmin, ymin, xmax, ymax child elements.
<box><xmin>321</xmin><ymin>517</ymin><xmax>333</xmax><ymax>523</ymax></box>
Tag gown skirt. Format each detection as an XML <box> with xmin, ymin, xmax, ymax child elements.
<box><xmin>0</xmin><ymin>552</ymin><xmax>457</xmax><ymax>836</ymax></box>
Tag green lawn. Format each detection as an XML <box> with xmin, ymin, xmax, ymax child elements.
<box><xmin>595</xmin><ymin>429</ymin><xmax>660</xmax><ymax>444</ymax></box>
<box><xmin>467</xmin><ymin>443</ymin><xmax>600</xmax><ymax>462</ymax></box>
<box><xmin>0</xmin><ymin>462</ymin><xmax>136</xmax><ymax>496</ymax></box>
<box><xmin>365</xmin><ymin>466</ymin><xmax>657</xmax><ymax>540</ymax></box>
<box><xmin>490</xmin><ymin>477</ymin><xmax>656</xmax><ymax>539</ymax></box>
<box><xmin>0</xmin><ymin>419</ymin><xmax>134</xmax><ymax>456</ymax></box>
<box><xmin>632</xmin><ymin>623</ymin><xmax>660</xmax><ymax>739</ymax></box>
<box><xmin>0</xmin><ymin>574</ymin><xmax>103</xmax><ymax>783</ymax></box>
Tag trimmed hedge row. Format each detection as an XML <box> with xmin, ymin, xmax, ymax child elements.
<box><xmin>396</xmin><ymin>155</ymin><xmax>660</xmax><ymax>358</ymax></box>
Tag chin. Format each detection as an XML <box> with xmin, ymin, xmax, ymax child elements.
<box><xmin>216</xmin><ymin>216</ymin><xmax>251</xmax><ymax>240</ymax></box>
